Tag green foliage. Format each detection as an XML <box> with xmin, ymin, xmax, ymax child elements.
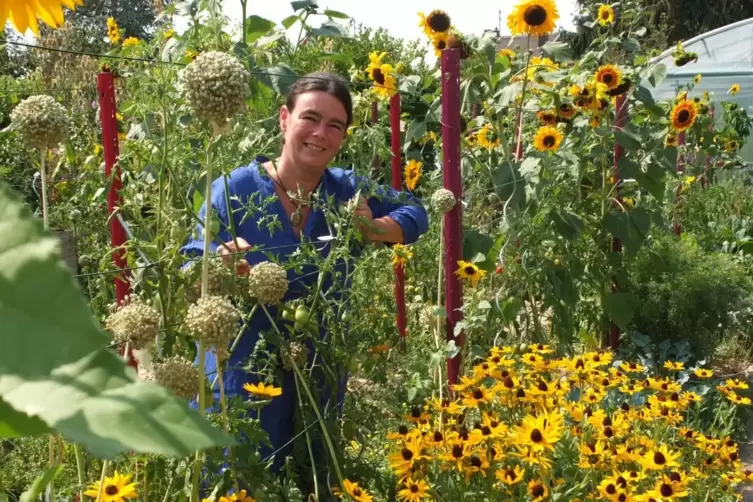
<box><xmin>627</xmin><ymin>234</ymin><xmax>753</xmax><ymax>356</ymax></box>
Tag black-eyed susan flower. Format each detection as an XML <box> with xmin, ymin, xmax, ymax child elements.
<box><xmin>342</xmin><ymin>479</ymin><xmax>374</xmax><ymax>502</ymax></box>
<box><xmin>512</xmin><ymin>410</ymin><xmax>564</xmax><ymax>453</ymax></box>
<box><xmin>596</xmin><ymin>64</ymin><xmax>622</xmax><ymax>90</ymax></box>
<box><xmin>507</xmin><ymin>0</ymin><xmax>559</xmax><ymax>36</ymax></box>
<box><xmin>397</xmin><ymin>478</ymin><xmax>431</xmax><ymax>502</ymax></box>
<box><xmin>477</xmin><ymin>124</ymin><xmax>501</xmax><ymax>149</ymax></box>
<box><xmin>84</xmin><ymin>470</ymin><xmax>138</xmax><ymax>502</ymax></box>
<box><xmin>533</xmin><ymin>125</ymin><xmax>563</xmax><ymax>152</ymax></box>
<box><xmin>496</xmin><ymin>465</ymin><xmax>525</xmax><ymax>485</ymax></box>
<box><xmin>693</xmin><ymin>368</ymin><xmax>713</xmax><ymax>378</ymax></box>
<box><xmin>596</xmin><ymin>4</ymin><xmax>614</xmax><ymax>26</ymax></box>
<box><xmin>403</xmin><ymin>159</ymin><xmax>422</xmax><ymax>190</ymax></box>
<box><xmin>649</xmin><ymin>476</ymin><xmax>688</xmax><ymax>500</ymax></box>
<box><xmin>729</xmin><ymin>83</ymin><xmax>740</xmax><ymax>95</ymax></box>
<box><xmin>663</xmin><ymin>361</ymin><xmax>684</xmax><ymax>371</ymax></box>
<box><xmin>665</xmin><ymin>133</ymin><xmax>678</xmax><ymax>147</ymax></box>
<box><xmin>639</xmin><ymin>444</ymin><xmax>681</xmax><ymax>471</ymax></box>
<box><xmin>528</xmin><ymin>480</ymin><xmax>549</xmax><ymax>501</ymax></box>
<box><xmin>670</xmin><ymin>100</ymin><xmax>698</xmax><ymax>132</ymax></box>
<box><xmin>455</xmin><ymin>260</ymin><xmax>486</xmax><ymax>286</ymax></box>
<box><xmin>107</xmin><ymin>16</ymin><xmax>121</xmax><ymax>45</ymax></box>
<box><xmin>243</xmin><ymin>382</ymin><xmax>282</xmax><ymax>398</ymax></box>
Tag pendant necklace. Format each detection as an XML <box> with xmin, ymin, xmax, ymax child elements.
<box><xmin>271</xmin><ymin>175</ymin><xmax>310</xmax><ymax>227</ymax></box>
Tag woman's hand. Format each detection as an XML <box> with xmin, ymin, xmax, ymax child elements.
<box><xmin>352</xmin><ymin>196</ymin><xmax>373</xmax><ymax>234</ymax></box>
<box><xmin>218</xmin><ymin>237</ymin><xmax>252</xmax><ymax>276</ymax></box>
<box><xmin>350</xmin><ymin>196</ymin><xmax>404</xmax><ymax>243</ymax></box>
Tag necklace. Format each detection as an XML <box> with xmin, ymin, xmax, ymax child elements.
<box><xmin>270</xmin><ymin>174</ymin><xmax>311</xmax><ymax>227</ymax></box>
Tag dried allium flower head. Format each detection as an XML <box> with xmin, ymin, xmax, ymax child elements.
<box><xmin>178</xmin><ymin>51</ymin><xmax>251</xmax><ymax>126</ymax></box>
<box><xmin>281</xmin><ymin>341</ymin><xmax>310</xmax><ymax>371</ymax></box>
<box><xmin>104</xmin><ymin>296</ymin><xmax>160</xmax><ymax>350</ymax></box>
<box><xmin>183</xmin><ymin>257</ymin><xmax>234</xmax><ymax>302</ymax></box>
<box><xmin>185</xmin><ymin>295</ymin><xmax>240</xmax><ymax>355</ymax></box>
<box><xmin>248</xmin><ymin>261</ymin><xmax>288</xmax><ymax>304</ymax></box>
<box><xmin>431</xmin><ymin>188</ymin><xmax>457</xmax><ymax>214</ymax></box>
<box><xmin>10</xmin><ymin>95</ymin><xmax>71</xmax><ymax>150</ymax></box>
<box><xmin>153</xmin><ymin>356</ymin><xmax>198</xmax><ymax>400</ymax></box>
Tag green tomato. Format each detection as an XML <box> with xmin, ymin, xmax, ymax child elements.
<box><xmin>282</xmin><ymin>309</ymin><xmax>295</xmax><ymax>321</ymax></box>
<box><xmin>341</xmin><ymin>311</ymin><xmax>351</xmax><ymax>323</ymax></box>
<box><xmin>295</xmin><ymin>306</ymin><xmax>310</xmax><ymax>324</ymax></box>
<box><xmin>294</xmin><ymin>321</ymin><xmax>305</xmax><ymax>332</ymax></box>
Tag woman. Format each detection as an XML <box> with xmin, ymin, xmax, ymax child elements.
<box><xmin>181</xmin><ymin>72</ymin><xmax>429</xmax><ymax>480</ymax></box>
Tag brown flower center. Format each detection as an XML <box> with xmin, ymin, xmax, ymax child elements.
<box><xmin>353</xmin><ymin>487</ymin><xmax>362</xmax><ymax>497</ymax></box>
<box><xmin>410</xmin><ymin>483</ymin><xmax>419</xmax><ymax>493</ymax></box>
<box><xmin>531</xmin><ymin>484</ymin><xmax>546</xmax><ymax>498</ymax></box>
<box><xmin>523</xmin><ymin>5</ymin><xmax>548</xmax><ymax>26</ymax></box>
<box><xmin>603</xmin><ymin>73</ymin><xmax>614</xmax><ymax>83</ymax></box>
<box><xmin>452</xmin><ymin>444</ymin><xmax>464</xmax><ymax>458</ymax></box>
<box><xmin>473</xmin><ymin>389</ymin><xmax>484</xmax><ymax>399</ymax></box>
<box><xmin>399</xmin><ymin>425</ymin><xmax>409</xmax><ymax>435</ymax></box>
<box><xmin>427</xmin><ymin>11</ymin><xmax>451</xmax><ymax>32</ymax></box>
<box><xmin>601</xmin><ymin>10</ymin><xmax>610</xmax><ymax>19</ymax></box>
<box><xmin>433</xmin><ymin>431</ymin><xmax>444</xmax><ymax>441</ymax></box>
<box><xmin>660</xmin><ymin>484</ymin><xmax>673</xmax><ymax>497</ymax></box>
<box><xmin>530</xmin><ymin>428</ymin><xmax>544</xmax><ymax>443</ymax></box>
<box><xmin>105</xmin><ymin>485</ymin><xmax>119</xmax><ymax>496</ymax></box>
<box><xmin>470</xmin><ymin>455</ymin><xmax>482</xmax><ymax>467</ymax></box>
<box><xmin>606</xmin><ymin>484</ymin><xmax>616</xmax><ymax>494</ymax></box>
<box><xmin>465</xmin><ymin>265</ymin><xmax>476</xmax><ymax>275</ymax></box>
<box><xmin>543</xmin><ymin>135</ymin><xmax>556</xmax><ymax>147</ymax></box>
<box><xmin>411</xmin><ymin>407</ymin><xmax>421</xmax><ymax>418</ymax></box>
<box><xmin>504</xmin><ymin>376</ymin><xmax>515</xmax><ymax>388</ymax></box>
<box><xmin>653</xmin><ymin>451</ymin><xmax>666</xmax><ymax>465</ymax></box>
<box><xmin>677</xmin><ymin>109</ymin><xmax>690</xmax><ymax>123</ymax></box>
<box><xmin>372</xmin><ymin>68</ymin><xmax>386</xmax><ymax>85</ymax></box>
<box><xmin>402</xmin><ymin>448</ymin><xmax>414</xmax><ymax>461</ymax></box>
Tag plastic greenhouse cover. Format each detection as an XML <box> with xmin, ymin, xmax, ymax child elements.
<box><xmin>649</xmin><ymin>18</ymin><xmax>753</xmax><ymax>162</ymax></box>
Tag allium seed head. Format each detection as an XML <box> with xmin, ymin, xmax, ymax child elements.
<box><xmin>104</xmin><ymin>296</ymin><xmax>161</xmax><ymax>350</ymax></box>
<box><xmin>281</xmin><ymin>341</ymin><xmax>309</xmax><ymax>371</ymax></box>
<box><xmin>248</xmin><ymin>261</ymin><xmax>288</xmax><ymax>304</ymax></box>
<box><xmin>185</xmin><ymin>295</ymin><xmax>240</xmax><ymax>354</ymax></box>
<box><xmin>431</xmin><ymin>188</ymin><xmax>457</xmax><ymax>214</ymax></box>
<box><xmin>10</xmin><ymin>95</ymin><xmax>71</xmax><ymax>150</ymax></box>
<box><xmin>153</xmin><ymin>356</ymin><xmax>198</xmax><ymax>400</ymax></box>
<box><xmin>178</xmin><ymin>51</ymin><xmax>251</xmax><ymax>126</ymax></box>
<box><xmin>182</xmin><ymin>257</ymin><xmax>234</xmax><ymax>302</ymax></box>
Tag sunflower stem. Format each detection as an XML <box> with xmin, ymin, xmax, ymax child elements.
<box><xmin>95</xmin><ymin>460</ymin><xmax>109</xmax><ymax>502</ymax></box>
<box><xmin>40</xmin><ymin>150</ymin><xmax>49</xmax><ymax>229</ymax></box>
<box><xmin>513</xmin><ymin>38</ymin><xmax>532</xmax><ymax>161</ymax></box>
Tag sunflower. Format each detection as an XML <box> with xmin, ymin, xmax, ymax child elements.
<box><xmin>725</xmin><ymin>140</ymin><xmax>740</xmax><ymax>152</ymax></box>
<box><xmin>729</xmin><ymin>83</ymin><xmax>740</xmax><ymax>95</ymax></box>
<box><xmin>498</xmin><ymin>48</ymin><xmax>516</xmax><ymax>59</ymax></box>
<box><xmin>122</xmin><ymin>37</ymin><xmax>140</xmax><ymax>47</ymax></box>
<box><xmin>391</xmin><ymin>243</ymin><xmax>413</xmax><ymax>269</ymax></box>
<box><xmin>371</xmin><ymin>66</ymin><xmax>397</xmax><ymax>99</ymax></box>
<box><xmin>664</xmin><ymin>133</ymin><xmax>678</xmax><ymax>147</ymax></box>
<box><xmin>533</xmin><ymin>125</ymin><xmax>563</xmax><ymax>152</ymax></box>
<box><xmin>216</xmin><ymin>490</ymin><xmax>256</xmax><ymax>502</ymax></box>
<box><xmin>455</xmin><ymin>260</ymin><xmax>487</xmax><ymax>286</ymax></box>
<box><xmin>670</xmin><ymin>100</ymin><xmax>698</xmax><ymax>132</ymax></box>
<box><xmin>243</xmin><ymin>382</ymin><xmax>282</xmax><ymax>398</ymax></box>
<box><xmin>404</xmin><ymin>159</ymin><xmax>422</xmax><ymax>190</ymax></box>
<box><xmin>477</xmin><ymin>124</ymin><xmax>501</xmax><ymax>149</ymax></box>
<box><xmin>2</xmin><ymin>0</ymin><xmax>82</xmax><ymax>36</ymax></box>
<box><xmin>425</xmin><ymin>10</ymin><xmax>451</xmax><ymax>33</ymax></box>
<box><xmin>596</xmin><ymin>4</ymin><xmax>614</xmax><ymax>25</ymax></box>
<box><xmin>397</xmin><ymin>478</ymin><xmax>431</xmax><ymax>502</ymax></box>
<box><xmin>595</xmin><ymin>65</ymin><xmax>622</xmax><ymax>89</ymax></box>
<box><xmin>84</xmin><ymin>470</ymin><xmax>138</xmax><ymax>502</ymax></box>
<box><xmin>507</xmin><ymin>0</ymin><xmax>559</xmax><ymax>36</ymax></box>
<box><xmin>537</xmin><ymin>110</ymin><xmax>558</xmax><ymax>125</ymax></box>
<box><xmin>107</xmin><ymin>16</ymin><xmax>121</xmax><ymax>45</ymax></box>
<box><xmin>694</xmin><ymin>74</ymin><xmax>702</xmax><ymax>84</ymax></box>
<box><xmin>342</xmin><ymin>479</ymin><xmax>374</xmax><ymax>502</ymax></box>
<box><xmin>558</xmin><ymin>103</ymin><xmax>576</xmax><ymax>119</ymax></box>
<box><xmin>430</xmin><ymin>30</ymin><xmax>450</xmax><ymax>57</ymax></box>
<box><xmin>417</xmin><ymin>12</ymin><xmax>433</xmax><ymax>37</ymax></box>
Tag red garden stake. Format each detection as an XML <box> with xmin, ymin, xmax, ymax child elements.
<box><xmin>610</xmin><ymin>95</ymin><xmax>628</xmax><ymax>350</ymax></box>
<box><xmin>390</xmin><ymin>93</ymin><xmax>407</xmax><ymax>339</ymax></box>
<box><xmin>674</xmin><ymin>132</ymin><xmax>686</xmax><ymax>236</ymax></box>
<box><xmin>98</xmin><ymin>70</ymin><xmax>135</xmax><ymax>369</ymax></box>
<box><xmin>441</xmin><ymin>49</ymin><xmax>463</xmax><ymax>385</ymax></box>
<box><xmin>371</xmin><ymin>101</ymin><xmax>380</xmax><ymax>176</ymax></box>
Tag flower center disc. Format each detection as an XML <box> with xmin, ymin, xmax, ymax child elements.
<box><xmin>373</xmin><ymin>69</ymin><xmax>386</xmax><ymax>85</ymax></box>
<box><xmin>523</xmin><ymin>5</ymin><xmax>548</xmax><ymax>26</ymax></box>
<box><xmin>530</xmin><ymin>428</ymin><xmax>544</xmax><ymax>442</ymax></box>
<box><xmin>105</xmin><ymin>485</ymin><xmax>119</xmax><ymax>496</ymax></box>
<box><xmin>427</xmin><ymin>12</ymin><xmax>451</xmax><ymax>32</ymax></box>
<box><xmin>543</xmin><ymin>135</ymin><xmax>556</xmax><ymax>147</ymax></box>
<box><xmin>603</xmin><ymin>73</ymin><xmax>613</xmax><ymax>83</ymax></box>
<box><xmin>653</xmin><ymin>451</ymin><xmax>666</xmax><ymax>465</ymax></box>
<box><xmin>677</xmin><ymin>110</ymin><xmax>690</xmax><ymax>123</ymax></box>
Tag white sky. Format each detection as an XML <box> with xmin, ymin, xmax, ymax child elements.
<box><xmin>188</xmin><ymin>0</ymin><xmax>579</xmax><ymax>45</ymax></box>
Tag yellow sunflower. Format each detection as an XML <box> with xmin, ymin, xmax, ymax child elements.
<box><xmin>430</xmin><ymin>30</ymin><xmax>450</xmax><ymax>57</ymax></box>
<box><xmin>664</xmin><ymin>133</ymin><xmax>678</xmax><ymax>147</ymax></box>
<box><xmin>2</xmin><ymin>0</ymin><xmax>82</xmax><ymax>36</ymax></box>
<box><xmin>425</xmin><ymin>9</ymin><xmax>451</xmax><ymax>33</ymax></box>
<box><xmin>391</xmin><ymin>243</ymin><xmax>413</xmax><ymax>268</ymax></box>
<box><xmin>455</xmin><ymin>260</ymin><xmax>487</xmax><ymax>286</ymax></box>
<box><xmin>528</xmin><ymin>480</ymin><xmax>549</xmax><ymax>501</ymax></box>
<box><xmin>370</xmin><ymin>65</ymin><xmax>397</xmax><ymax>100</ymax></box>
<box><xmin>537</xmin><ymin>110</ymin><xmax>558</xmax><ymax>125</ymax></box>
<box><xmin>366</xmin><ymin>51</ymin><xmax>387</xmax><ymax>80</ymax></box>
<box><xmin>397</xmin><ymin>478</ymin><xmax>432</xmax><ymax>502</ymax></box>
<box><xmin>694</xmin><ymin>74</ymin><xmax>702</xmax><ymax>84</ymax></box>
<box><xmin>595</xmin><ymin>64</ymin><xmax>622</xmax><ymax>90</ymax></box>
<box><xmin>342</xmin><ymin>479</ymin><xmax>374</xmax><ymax>502</ymax></box>
<box><xmin>558</xmin><ymin>102</ymin><xmax>576</xmax><ymax>119</ymax></box>
<box><xmin>416</xmin><ymin>12</ymin><xmax>433</xmax><ymax>37</ymax></box>
<box><xmin>729</xmin><ymin>83</ymin><xmax>740</xmax><ymax>95</ymax></box>
<box><xmin>498</xmin><ymin>48</ymin><xmax>516</xmax><ymax>59</ymax></box>
<box><xmin>215</xmin><ymin>490</ymin><xmax>256</xmax><ymax>502</ymax></box>
<box><xmin>477</xmin><ymin>124</ymin><xmax>501</xmax><ymax>149</ymax></box>
<box><xmin>403</xmin><ymin>159</ymin><xmax>423</xmax><ymax>190</ymax></box>
<box><xmin>122</xmin><ymin>36</ymin><xmax>140</xmax><ymax>47</ymax></box>
<box><xmin>507</xmin><ymin>0</ymin><xmax>559</xmax><ymax>36</ymax></box>
<box><xmin>243</xmin><ymin>382</ymin><xmax>282</xmax><ymax>398</ymax></box>
<box><xmin>84</xmin><ymin>470</ymin><xmax>138</xmax><ymax>502</ymax></box>
<box><xmin>533</xmin><ymin>125</ymin><xmax>563</xmax><ymax>152</ymax></box>
<box><xmin>726</xmin><ymin>140</ymin><xmax>740</xmax><ymax>152</ymax></box>
<box><xmin>107</xmin><ymin>16</ymin><xmax>121</xmax><ymax>45</ymax></box>
<box><xmin>596</xmin><ymin>4</ymin><xmax>614</xmax><ymax>26</ymax></box>
<box><xmin>670</xmin><ymin>100</ymin><xmax>698</xmax><ymax>132</ymax></box>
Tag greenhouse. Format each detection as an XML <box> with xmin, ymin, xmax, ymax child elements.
<box><xmin>651</xmin><ymin>17</ymin><xmax>753</xmax><ymax>163</ymax></box>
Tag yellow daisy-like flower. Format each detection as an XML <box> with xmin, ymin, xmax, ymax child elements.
<box><xmin>370</xmin><ymin>65</ymin><xmax>397</xmax><ymax>99</ymax></box>
<box><xmin>164</xmin><ymin>29</ymin><xmax>176</xmax><ymax>39</ymax></box>
<box><xmin>455</xmin><ymin>260</ymin><xmax>487</xmax><ymax>287</ymax></box>
<box><xmin>397</xmin><ymin>478</ymin><xmax>432</xmax><ymax>502</ymax></box>
<box><xmin>498</xmin><ymin>48</ymin><xmax>516</xmax><ymax>59</ymax></box>
<box><xmin>342</xmin><ymin>479</ymin><xmax>374</xmax><ymax>502</ymax></box>
<box><xmin>595</xmin><ymin>64</ymin><xmax>622</xmax><ymax>90</ymax></box>
<box><xmin>391</xmin><ymin>243</ymin><xmax>413</xmax><ymax>268</ymax></box>
<box><xmin>596</xmin><ymin>4</ymin><xmax>614</xmax><ymax>26</ymax></box>
<box><xmin>670</xmin><ymin>100</ymin><xmax>698</xmax><ymax>132</ymax></box>
<box><xmin>694</xmin><ymin>368</ymin><xmax>713</xmax><ymax>378</ymax></box>
<box><xmin>477</xmin><ymin>124</ymin><xmax>501</xmax><ymax>150</ymax></box>
<box><xmin>507</xmin><ymin>0</ymin><xmax>559</xmax><ymax>36</ymax></box>
<box><xmin>729</xmin><ymin>83</ymin><xmax>740</xmax><ymax>95</ymax></box>
<box><xmin>533</xmin><ymin>125</ymin><xmax>563</xmax><ymax>152</ymax></box>
<box><xmin>665</xmin><ymin>133</ymin><xmax>678</xmax><ymax>147</ymax></box>
<box><xmin>528</xmin><ymin>480</ymin><xmax>549</xmax><ymax>501</ymax></box>
<box><xmin>663</xmin><ymin>361</ymin><xmax>684</xmax><ymax>371</ymax></box>
<box><xmin>694</xmin><ymin>74</ymin><xmax>702</xmax><ymax>84</ymax></box>
<box><xmin>1</xmin><ymin>0</ymin><xmax>82</xmax><ymax>36</ymax></box>
<box><xmin>366</xmin><ymin>51</ymin><xmax>387</xmax><ymax>80</ymax></box>
<box><xmin>639</xmin><ymin>444</ymin><xmax>681</xmax><ymax>470</ymax></box>
<box><xmin>403</xmin><ymin>159</ymin><xmax>423</xmax><ymax>190</ymax></box>
<box><xmin>430</xmin><ymin>30</ymin><xmax>450</xmax><ymax>57</ymax></box>
<box><xmin>725</xmin><ymin>140</ymin><xmax>740</xmax><ymax>152</ymax></box>
<box><xmin>122</xmin><ymin>37</ymin><xmax>140</xmax><ymax>47</ymax></box>
<box><xmin>107</xmin><ymin>16</ymin><xmax>121</xmax><ymax>45</ymax></box>
<box><xmin>210</xmin><ymin>490</ymin><xmax>256</xmax><ymax>502</ymax></box>
<box><xmin>83</xmin><ymin>470</ymin><xmax>138</xmax><ymax>502</ymax></box>
<box><xmin>243</xmin><ymin>382</ymin><xmax>282</xmax><ymax>398</ymax></box>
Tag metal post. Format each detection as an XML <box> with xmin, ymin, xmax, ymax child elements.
<box><xmin>371</xmin><ymin>101</ymin><xmax>380</xmax><ymax>176</ymax></box>
<box><xmin>703</xmin><ymin>106</ymin><xmax>714</xmax><ymax>188</ymax></box>
<box><xmin>389</xmin><ymin>93</ymin><xmax>407</xmax><ymax>339</ymax></box>
<box><xmin>98</xmin><ymin>70</ymin><xmax>135</xmax><ymax>368</ymax></box>
<box><xmin>441</xmin><ymin>49</ymin><xmax>463</xmax><ymax>385</ymax></box>
<box><xmin>674</xmin><ymin>132</ymin><xmax>686</xmax><ymax>236</ymax></box>
<box><xmin>610</xmin><ymin>95</ymin><xmax>627</xmax><ymax>350</ymax></box>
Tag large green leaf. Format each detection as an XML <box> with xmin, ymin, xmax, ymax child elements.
<box><xmin>541</xmin><ymin>41</ymin><xmax>573</xmax><ymax>62</ymax></box>
<box><xmin>0</xmin><ymin>181</ymin><xmax>232</xmax><ymax>458</ymax></box>
<box><xmin>462</xmin><ymin>230</ymin><xmax>495</xmax><ymax>271</ymax></box>
<box><xmin>245</xmin><ymin>15</ymin><xmax>276</xmax><ymax>44</ymax></box>
<box><xmin>311</xmin><ymin>20</ymin><xmax>349</xmax><ymax>38</ymax></box>
<box><xmin>492</xmin><ymin>161</ymin><xmax>526</xmax><ymax>210</ymax></box>
<box><xmin>549</xmin><ymin>209</ymin><xmax>584</xmax><ymax>241</ymax></box>
<box><xmin>603</xmin><ymin>292</ymin><xmax>640</xmax><ymax>330</ymax></box>
<box><xmin>0</xmin><ymin>397</ymin><xmax>49</xmax><ymax>438</ymax></box>
<box><xmin>255</xmin><ymin>64</ymin><xmax>298</xmax><ymax>96</ymax></box>
<box><xmin>602</xmin><ymin>207</ymin><xmax>651</xmax><ymax>257</ymax></box>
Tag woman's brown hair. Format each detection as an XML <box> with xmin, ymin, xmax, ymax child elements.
<box><xmin>285</xmin><ymin>71</ymin><xmax>353</xmax><ymax>128</ymax></box>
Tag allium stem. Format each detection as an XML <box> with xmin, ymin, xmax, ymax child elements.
<box><xmin>40</xmin><ymin>150</ymin><xmax>49</xmax><ymax>229</ymax></box>
<box><xmin>74</xmin><ymin>443</ymin><xmax>85</xmax><ymax>502</ymax></box>
<box><xmin>435</xmin><ymin>219</ymin><xmax>445</xmax><ymax>402</ymax></box>
<box><xmin>294</xmin><ymin>372</ymin><xmax>319</xmax><ymax>501</ymax></box>
<box><xmin>216</xmin><ymin>356</ymin><xmax>239</xmax><ymax>494</ymax></box>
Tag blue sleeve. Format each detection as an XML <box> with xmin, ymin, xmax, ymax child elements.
<box><xmin>180</xmin><ymin>175</ymin><xmax>236</xmax><ymax>260</ymax></box>
<box><xmin>350</xmin><ymin>174</ymin><xmax>429</xmax><ymax>245</ymax></box>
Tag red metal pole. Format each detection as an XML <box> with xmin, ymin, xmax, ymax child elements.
<box><xmin>441</xmin><ymin>49</ymin><xmax>463</xmax><ymax>385</ymax></box>
<box><xmin>98</xmin><ymin>71</ymin><xmax>135</xmax><ymax>368</ymax></box>
<box><xmin>390</xmin><ymin>93</ymin><xmax>407</xmax><ymax>339</ymax></box>
<box><xmin>674</xmin><ymin>132</ymin><xmax>686</xmax><ymax>236</ymax></box>
<box><xmin>371</xmin><ymin>101</ymin><xmax>380</xmax><ymax>176</ymax></box>
<box><xmin>610</xmin><ymin>95</ymin><xmax>627</xmax><ymax>350</ymax></box>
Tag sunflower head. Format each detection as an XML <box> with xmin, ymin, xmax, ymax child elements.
<box><xmin>533</xmin><ymin>125</ymin><xmax>564</xmax><ymax>152</ymax></box>
<box><xmin>426</xmin><ymin>10</ymin><xmax>452</xmax><ymax>33</ymax></box>
<box><xmin>507</xmin><ymin>0</ymin><xmax>559</xmax><ymax>36</ymax></box>
<box><xmin>537</xmin><ymin>110</ymin><xmax>558</xmax><ymax>125</ymax></box>
<box><xmin>595</xmin><ymin>65</ymin><xmax>622</xmax><ymax>90</ymax></box>
<box><xmin>447</xmin><ymin>33</ymin><xmax>472</xmax><ymax>60</ymax></box>
<box><xmin>431</xmin><ymin>31</ymin><xmax>450</xmax><ymax>56</ymax></box>
<box><xmin>596</xmin><ymin>4</ymin><xmax>615</xmax><ymax>26</ymax></box>
<box><xmin>455</xmin><ymin>260</ymin><xmax>487</xmax><ymax>286</ymax></box>
<box><xmin>670</xmin><ymin>100</ymin><xmax>698</xmax><ymax>132</ymax></box>
<box><xmin>664</xmin><ymin>133</ymin><xmax>678</xmax><ymax>148</ymax></box>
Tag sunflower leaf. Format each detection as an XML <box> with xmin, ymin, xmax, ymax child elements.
<box><xmin>603</xmin><ymin>292</ymin><xmax>640</xmax><ymax>330</ymax></box>
<box><xmin>541</xmin><ymin>42</ymin><xmax>573</xmax><ymax>63</ymax></box>
<box><xmin>0</xmin><ymin>396</ymin><xmax>50</xmax><ymax>438</ymax></box>
<box><xmin>0</xmin><ymin>180</ymin><xmax>232</xmax><ymax>458</ymax></box>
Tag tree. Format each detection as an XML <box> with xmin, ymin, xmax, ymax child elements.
<box><xmin>62</xmin><ymin>0</ymin><xmax>159</xmax><ymax>46</ymax></box>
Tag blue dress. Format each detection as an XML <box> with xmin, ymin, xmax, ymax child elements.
<box><xmin>181</xmin><ymin>156</ymin><xmax>429</xmax><ymax>470</ymax></box>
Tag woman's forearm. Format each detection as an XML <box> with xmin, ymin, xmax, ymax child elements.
<box><xmin>367</xmin><ymin>216</ymin><xmax>404</xmax><ymax>244</ymax></box>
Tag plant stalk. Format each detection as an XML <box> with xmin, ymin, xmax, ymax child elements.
<box><xmin>40</xmin><ymin>150</ymin><xmax>49</xmax><ymax>229</ymax></box>
<box><xmin>74</xmin><ymin>444</ymin><xmax>85</xmax><ymax>502</ymax></box>
<box><xmin>95</xmin><ymin>460</ymin><xmax>109</xmax><ymax>502</ymax></box>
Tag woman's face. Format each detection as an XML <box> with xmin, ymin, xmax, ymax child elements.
<box><xmin>280</xmin><ymin>90</ymin><xmax>348</xmax><ymax>171</ymax></box>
